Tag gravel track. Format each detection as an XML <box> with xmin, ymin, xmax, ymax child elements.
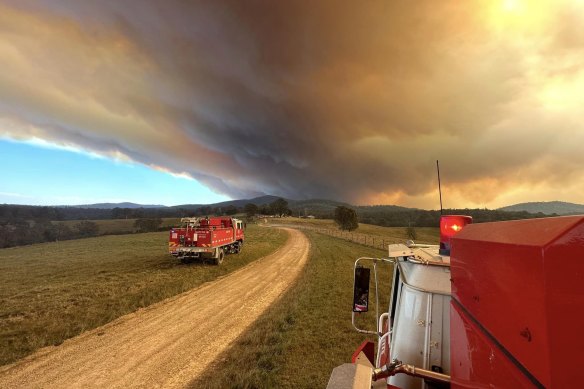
<box><xmin>0</xmin><ymin>228</ymin><xmax>309</xmax><ymax>388</ymax></box>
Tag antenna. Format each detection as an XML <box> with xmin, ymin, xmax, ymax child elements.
<box><xmin>436</xmin><ymin>160</ymin><xmax>443</xmax><ymax>215</ymax></box>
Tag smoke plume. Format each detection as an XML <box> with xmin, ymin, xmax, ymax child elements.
<box><xmin>1</xmin><ymin>0</ymin><xmax>583</xmax><ymax>207</ymax></box>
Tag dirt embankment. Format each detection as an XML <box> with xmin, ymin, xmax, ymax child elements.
<box><xmin>0</xmin><ymin>228</ymin><xmax>309</xmax><ymax>388</ymax></box>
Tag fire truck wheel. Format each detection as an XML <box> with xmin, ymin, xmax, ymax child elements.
<box><xmin>234</xmin><ymin>242</ymin><xmax>241</xmax><ymax>254</ymax></box>
<box><xmin>215</xmin><ymin>248</ymin><xmax>225</xmax><ymax>265</ymax></box>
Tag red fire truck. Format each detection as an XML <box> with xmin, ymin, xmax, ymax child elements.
<box><xmin>329</xmin><ymin>215</ymin><xmax>584</xmax><ymax>388</ymax></box>
<box><xmin>168</xmin><ymin>217</ymin><xmax>245</xmax><ymax>265</ymax></box>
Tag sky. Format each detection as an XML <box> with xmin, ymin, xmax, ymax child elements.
<box><xmin>0</xmin><ymin>0</ymin><xmax>583</xmax><ymax>208</ymax></box>
<box><xmin>0</xmin><ymin>139</ymin><xmax>228</xmax><ymax>206</ymax></box>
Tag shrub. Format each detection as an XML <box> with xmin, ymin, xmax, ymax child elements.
<box><xmin>334</xmin><ymin>206</ymin><xmax>358</xmax><ymax>231</ymax></box>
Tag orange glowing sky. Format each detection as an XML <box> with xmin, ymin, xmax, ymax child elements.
<box><xmin>0</xmin><ymin>0</ymin><xmax>583</xmax><ymax>208</ymax></box>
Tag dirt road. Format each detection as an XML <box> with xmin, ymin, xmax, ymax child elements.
<box><xmin>0</xmin><ymin>228</ymin><xmax>309</xmax><ymax>388</ymax></box>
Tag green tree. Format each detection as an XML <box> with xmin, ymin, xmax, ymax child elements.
<box><xmin>259</xmin><ymin>204</ymin><xmax>271</xmax><ymax>215</ymax></box>
<box><xmin>270</xmin><ymin>198</ymin><xmax>290</xmax><ymax>217</ymax></box>
<box><xmin>55</xmin><ymin>222</ymin><xmax>74</xmax><ymax>241</ymax></box>
<box><xmin>244</xmin><ymin>203</ymin><xmax>259</xmax><ymax>218</ymax></box>
<box><xmin>196</xmin><ymin>206</ymin><xmax>212</xmax><ymax>216</ymax></box>
<box><xmin>112</xmin><ymin>207</ymin><xmax>125</xmax><ymax>219</ymax></box>
<box><xmin>224</xmin><ymin>205</ymin><xmax>238</xmax><ymax>215</ymax></box>
<box><xmin>334</xmin><ymin>206</ymin><xmax>358</xmax><ymax>231</ymax></box>
<box><xmin>75</xmin><ymin>220</ymin><xmax>99</xmax><ymax>237</ymax></box>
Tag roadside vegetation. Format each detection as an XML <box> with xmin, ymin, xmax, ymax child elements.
<box><xmin>192</xmin><ymin>230</ymin><xmax>392</xmax><ymax>389</ymax></box>
<box><xmin>334</xmin><ymin>205</ymin><xmax>359</xmax><ymax>231</ymax></box>
<box><xmin>0</xmin><ymin>224</ymin><xmax>286</xmax><ymax>366</ymax></box>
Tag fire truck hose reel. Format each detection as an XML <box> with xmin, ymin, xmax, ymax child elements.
<box><xmin>372</xmin><ymin>359</ymin><xmax>451</xmax><ymax>384</ymax></box>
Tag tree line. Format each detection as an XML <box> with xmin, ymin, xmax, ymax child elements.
<box><xmin>0</xmin><ymin>218</ymin><xmax>168</xmax><ymax>249</ymax></box>
<box><xmin>0</xmin><ymin>199</ymin><xmax>556</xmax><ymax>248</ymax></box>
<box><xmin>0</xmin><ymin>198</ymin><xmax>292</xmax><ymax>248</ymax></box>
<box><xmin>356</xmin><ymin>208</ymin><xmax>552</xmax><ymax>227</ymax></box>
<box><xmin>332</xmin><ymin>205</ymin><xmax>555</xmax><ymax>232</ymax></box>
<box><xmin>243</xmin><ymin>198</ymin><xmax>291</xmax><ymax>218</ymax></box>
<box><xmin>0</xmin><ymin>220</ymin><xmax>99</xmax><ymax>248</ymax></box>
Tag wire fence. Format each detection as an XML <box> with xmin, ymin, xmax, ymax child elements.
<box><xmin>270</xmin><ymin>223</ymin><xmax>403</xmax><ymax>251</ymax></box>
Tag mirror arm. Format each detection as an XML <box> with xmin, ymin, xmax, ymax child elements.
<box><xmin>352</xmin><ymin>312</ymin><xmax>378</xmax><ymax>335</ymax></box>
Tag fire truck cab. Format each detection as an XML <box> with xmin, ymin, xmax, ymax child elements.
<box><xmin>341</xmin><ymin>242</ymin><xmax>453</xmax><ymax>389</ymax></box>
<box><xmin>329</xmin><ymin>215</ymin><xmax>584</xmax><ymax>389</ymax></box>
<box><xmin>387</xmin><ymin>246</ymin><xmax>452</xmax><ymax>388</ymax></box>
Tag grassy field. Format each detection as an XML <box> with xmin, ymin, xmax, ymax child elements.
<box><xmin>0</xmin><ymin>224</ymin><xmax>286</xmax><ymax>366</ymax></box>
<box><xmin>191</xmin><ymin>230</ymin><xmax>392</xmax><ymax>389</ymax></box>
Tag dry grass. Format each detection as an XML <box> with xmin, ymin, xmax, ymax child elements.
<box><xmin>0</xmin><ymin>225</ymin><xmax>286</xmax><ymax>366</ymax></box>
<box><xmin>192</xmin><ymin>230</ymin><xmax>392</xmax><ymax>389</ymax></box>
<box><xmin>348</xmin><ymin>223</ymin><xmax>439</xmax><ymax>243</ymax></box>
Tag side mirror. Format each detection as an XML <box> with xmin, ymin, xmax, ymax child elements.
<box><xmin>353</xmin><ymin>266</ymin><xmax>370</xmax><ymax>312</ymax></box>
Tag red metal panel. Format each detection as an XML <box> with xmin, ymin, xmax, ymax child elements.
<box><xmin>450</xmin><ymin>301</ymin><xmax>537</xmax><ymax>388</ymax></box>
<box><xmin>450</xmin><ymin>216</ymin><xmax>584</xmax><ymax>388</ymax></box>
<box><xmin>543</xmin><ymin>222</ymin><xmax>584</xmax><ymax>388</ymax></box>
<box><xmin>184</xmin><ymin>229</ymin><xmax>196</xmax><ymax>246</ymax></box>
<box><xmin>201</xmin><ymin>217</ymin><xmax>233</xmax><ymax>227</ymax></box>
<box><xmin>195</xmin><ymin>229</ymin><xmax>211</xmax><ymax>246</ymax></box>
<box><xmin>351</xmin><ymin>340</ymin><xmax>375</xmax><ymax>365</ymax></box>
<box><xmin>169</xmin><ymin>229</ymin><xmax>180</xmax><ymax>245</ymax></box>
<box><xmin>210</xmin><ymin>228</ymin><xmax>232</xmax><ymax>246</ymax></box>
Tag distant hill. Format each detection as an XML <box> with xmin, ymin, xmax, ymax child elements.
<box><xmin>66</xmin><ymin>196</ymin><xmax>281</xmax><ymax>210</ymax></box>
<box><xmin>172</xmin><ymin>196</ymin><xmax>352</xmax><ymax>215</ymax></box>
<box><xmin>171</xmin><ymin>195</ymin><xmax>280</xmax><ymax>211</ymax></box>
<box><xmin>499</xmin><ymin>201</ymin><xmax>584</xmax><ymax>215</ymax></box>
<box><xmin>62</xmin><ymin>196</ymin><xmax>416</xmax><ymax>216</ymax></box>
<box><xmin>356</xmin><ymin>204</ymin><xmax>416</xmax><ymax>213</ymax></box>
<box><xmin>287</xmin><ymin>199</ymin><xmax>414</xmax><ymax>218</ymax></box>
<box><xmin>288</xmin><ymin>198</ymin><xmax>352</xmax><ymax>215</ymax></box>
<box><xmin>172</xmin><ymin>196</ymin><xmax>413</xmax><ymax>217</ymax></box>
<box><xmin>68</xmin><ymin>202</ymin><xmax>167</xmax><ymax>209</ymax></box>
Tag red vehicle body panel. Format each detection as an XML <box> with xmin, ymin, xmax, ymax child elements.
<box><xmin>450</xmin><ymin>216</ymin><xmax>584</xmax><ymax>388</ymax></box>
<box><xmin>168</xmin><ymin>217</ymin><xmax>244</xmax><ymax>253</ymax></box>
<box><xmin>450</xmin><ymin>300</ymin><xmax>537</xmax><ymax>388</ymax></box>
<box><xmin>351</xmin><ymin>340</ymin><xmax>375</xmax><ymax>365</ymax></box>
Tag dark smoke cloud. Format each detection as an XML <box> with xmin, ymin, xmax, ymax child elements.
<box><xmin>0</xmin><ymin>0</ymin><xmax>583</xmax><ymax>207</ymax></box>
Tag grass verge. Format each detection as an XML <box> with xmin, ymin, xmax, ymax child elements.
<box><xmin>191</xmin><ymin>230</ymin><xmax>392</xmax><ymax>389</ymax></box>
<box><xmin>0</xmin><ymin>224</ymin><xmax>286</xmax><ymax>366</ymax></box>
